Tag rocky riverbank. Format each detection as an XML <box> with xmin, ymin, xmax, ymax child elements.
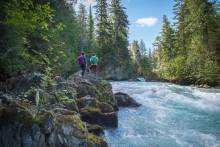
<box><xmin>0</xmin><ymin>72</ymin><xmax>119</xmax><ymax>147</ymax></box>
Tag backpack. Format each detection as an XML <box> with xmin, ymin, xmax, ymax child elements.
<box><xmin>78</xmin><ymin>55</ymin><xmax>85</xmax><ymax>64</ymax></box>
<box><xmin>91</xmin><ymin>56</ymin><xmax>97</xmax><ymax>65</ymax></box>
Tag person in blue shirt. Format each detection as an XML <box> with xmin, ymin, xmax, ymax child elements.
<box><xmin>90</xmin><ymin>53</ymin><xmax>98</xmax><ymax>75</ymax></box>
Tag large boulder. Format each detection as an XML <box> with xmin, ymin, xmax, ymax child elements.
<box><xmin>87</xmin><ymin>124</ymin><xmax>104</xmax><ymax>136</ymax></box>
<box><xmin>0</xmin><ymin>99</ymin><xmax>89</xmax><ymax>147</ymax></box>
<box><xmin>0</xmin><ymin>99</ymin><xmax>108</xmax><ymax>147</ymax></box>
<box><xmin>0</xmin><ymin>71</ymin><xmax>118</xmax><ymax>146</ymax></box>
<box><xmin>76</xmin><ymin>95</ymin><xmax>114</xmax><ymax>113</ymax></box>
<box><xmin>68</xmin><ymin>72</ymin><xmax>118</xmax><ymax>111</ymax></box>
<box><xmin>88</xmin><ymin>133</ymin><xmax>107</xmax><ymax>147</ymax></box>
<box><xmin>114</xmin><ymin>92</ymin><xmax>141</xmax><ymax>107</ymax></box>
<box><xmin>54</xmin><ymin>76</ymin><xmax>77</xmax><ymax>100</ymax></box>
<box><xmin>80</xmin><ymin>107</ymin><xmax>118</xmax><ymax>127</ymax></box>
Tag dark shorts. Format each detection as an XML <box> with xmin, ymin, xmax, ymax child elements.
<box><xmin>90</xmin><ymin>65</ymin><xmax>97</xmax><ymax>73</ymax></box>
<box><xmin>80</xmin><ymin>64</ymin><xmax>86</xmax><ymax>71</ymax></box>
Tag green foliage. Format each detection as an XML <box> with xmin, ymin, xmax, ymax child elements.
<box><xmin>110</xmin><ymin>0</ymin><xmax>130</xmax><ymax>67</ymax></box>
<box><xmin>88</xmin><ymin>133</ymin><xmax>106</xmax><ymax>146</ymax></box>
<box><xmin>96</xmin><ymin>0</ymin><xmax>113</xmax><ymax>66</ymax></box>
<box><xmin>0</xmin><ymin>0</ymin><xmax>134</xmax><ymax>80</ymax></box>
<box><xmin>87</xmin><ymin>5</ymin><xmax>96</xmax><ymax>55</ymax></box>
<box><xmin>129</xmin><ymin>40</ymin><xmax>153</xmax><ymax>76</ymax></box>
<box><xmin>153</xmin><ymin>0</ymin><xmax>220</xmax><ymax>85</ymax></box>
<box><xmin>0</xmin><ymin>0</ymin><xmax>81</xmax><ymax>80</ymax></box>
<box><xmin>0</xmin><ymin>0</ymin><xmax>54</xmax><ymax>77</ymax></box>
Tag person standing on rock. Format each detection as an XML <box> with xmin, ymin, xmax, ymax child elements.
<box><xmin>90</xmin><ymin>53</ymin><xmax>98</xmax><ymax>75</ymax></box>
<box><xmin>77</xmin><ymin>52</ymin><xmax>87</xmax><ymax>77</ymax></box>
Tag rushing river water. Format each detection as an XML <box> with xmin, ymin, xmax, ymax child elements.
<box><xmin>104</xmin><ymin>82</ymin><xmax>220</xmax><ymax>147</ymax></box>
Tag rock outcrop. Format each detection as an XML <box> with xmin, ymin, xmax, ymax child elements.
<box><xmin>0</xmin><ymin>71</ymin><xmax>117</xmax><ymax>147</ymax></box>
<box><xmin>114</xmin><ymin>92</ymin><xmax>141</xmax><ymax>107</ymax></box>
<box><xmin>68</xmin><ymin>72</ymin><xmax>118</xmax><ymax>111</ymax></box>
<box><xmin>0</xmin><ymin>97</ymin><xmax>88</xmax><ymax>147</ymax></box>
<box><xmin>68</xmin><ymin>72</ymin><xmax>118</xmax><ymax>127</ymax></box>
<box><xmin>80</xmin><ymin>107</ymin><xmax>118</xmax><ymax>127</ymax></box>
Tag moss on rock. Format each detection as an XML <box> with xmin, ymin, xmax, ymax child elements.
<box><xmin>56</xmin><ymin>114</ymin><xmax>85</xmax><ymax>131</ymax></box>
<box><xmin>98</xmin><ymin>102</ymin><xmax>114</xmax><ymax>113</ymax></box>
<box><xmin>33</xmin><ymin>110</ymin><xmax>54</xmax><ymax>125</ymax></box>
<box><xmin>0</xmin><ymin>102</ymin><xmax>34</xmax><ymax>126</ymax></box>
<box><xmin>80</xmin><ymin>107</ymin><xmax>118</xmax><ymax>127</ymax></box>
<box><xmin>76</xmin><ymin>96</ymin><xmax>98</xmax><ymax>109</ymax></box>
<box><xmin>87</xmin><ymin>124</ymin><xmax>104</xmax><ymax>136</ymax></box>
<box><xmin>61</xmin><ymin>98</ymin><xmax>79</xmax><ymax>112</ymax></box>
<box><xmin>88</xmin><ymin>133</ymin><xmax>107</xmax><ymax>147</ymax></box>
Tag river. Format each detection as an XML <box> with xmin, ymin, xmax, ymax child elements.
<box><xmin>104</xmin><ymin>82</ymin><xmax>220</xmax><ymax>147</ymax></box>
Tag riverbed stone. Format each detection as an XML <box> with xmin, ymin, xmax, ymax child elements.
<box><xmin>87</xmin><ymin>124</ymin><xmax>104</xmax><ymax>136</ymax></box>
<box><xmin>80</xmin><ymin>107</ymin><xmax>118</xmax><ymax>127</ymax></box>
<box><xmin>114</xmin><ymin>92</ymin><xmax>141</xmax><ymax>107</ymax></box>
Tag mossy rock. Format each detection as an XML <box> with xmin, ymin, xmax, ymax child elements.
<box><xmin>54</xmin><ymin>90</ymin><xmax>69</xmax><ymax>103</ymax></box>
<box><xmin>76</xmin><ymin>96</ymin><xmax>98</xmax><ymax>109</ymax></box>
<box><xmin>80</xmin><ymin>107</ymin><xmax>118</xmax><ymax>127</ymax></box>
<box><xmin>95</xmin><ymin>81</ymin><xmax>118</xmax><ymax>111</ymax></box>
<box><xmin>34</xmin><ymin>111</ymin><xmax>55</xmax><ymax>134</ymax></box>
<box><xmin>80</xmin><ymin>107</ymin><xmax>102</xmax><ymax>115</ymax></box>
<box><xmin>80</xmin><ymin>107</ymin><xmax>103</xmax><ymax>126</ymax></box>
<box><xmin>24</xmin><ymin>88</ymin><xmax>58</xmax><ymax>105</ymax></box>
<box><xmin>76</xmin><ymin>97</ymin><xmax>114</xmax><ymax>113</ymax></box>
<box><xmin>98</xmin><ymin>102</ymin><xmax>114</xmax><ymax>113</ymax></box>
<box><xmin>61</xmin><ymin>99</ymin><xmax>79</xmax><ymax>112</ymax></box>
<box><xmin>54</xmin><ymin>114</ymin><xmax>87</xmax><ymax>140</ymax></box>
<box><xmin>56</xmin><ymin>114</ymin><xmax>85</xmax><ymax>131</ymax></box>
<box><xmin>0</xmin><ymin>102</ymin><xmax>34</xmax><ymax>126</ymax></box>
<box><xmin>76</xmin><ymin>81</ymin><xmax>99</xmax><ymax>98</ymax></box>
<box><xmin>88</xmin><ymin>133</ymin><xmax>107</xmax><ymax>147</ymax></box>
<box><xmin>52</xmin><ymin>108</ymin><xmax>77</xmax><ymax>115</ymax></box>
<box><xmin>87</xmin><ymin>124</ymin><xmax>104</xmax><ymax>136</ymax></box>
<box><xmin>34</xmin><ymin>111</ymin><xmax>54</xmax><ymax>125</ymax></box>
<box><xmin>23</xmin><ymin>87</ymin><xmax>36</xmax><ymax>102</ymax></box>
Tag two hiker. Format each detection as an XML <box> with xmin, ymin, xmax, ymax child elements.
<box><xmin>77</xmin><ymin>52</ymin><xmax>98</xmax><ymax>77</ymax></box>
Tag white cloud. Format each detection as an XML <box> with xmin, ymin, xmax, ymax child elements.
<box><xmin>136</xmin><ymin>17</ymin><xmax>158</xmax><ymax>27</ymax></box>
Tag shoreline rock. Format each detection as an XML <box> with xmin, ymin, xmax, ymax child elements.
<box><xmin>114</xmin><ymin>92</ymin><xmax>141</xmax><ymax>107</ymax></box>
<box><xmin>80</xmin><ymin>107</ymin><xmax>118</xmax><ymax>127</ymax></box>
<box><xmin>0</xmin><ymin>72</ymin><xmax>117</xmax><ymax>147</ymax></box>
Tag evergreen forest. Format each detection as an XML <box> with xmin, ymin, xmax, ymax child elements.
<box><xmin>0</xmin><ymin>0</ymin><xmax>220</xmax><ymax>86</ymax></box>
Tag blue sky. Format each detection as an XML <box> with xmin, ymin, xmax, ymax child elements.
<box><xmin>122</xmin><ymin>0</ymin><xmax>175</xmax><ymax>49</ymax></box>
<box><xmin>77</xmin><ymin>0</ymin><xmax>175</xmax><ymax>49</ymax></box>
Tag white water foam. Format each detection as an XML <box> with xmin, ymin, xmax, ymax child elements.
<box><xmin>107</xmin><ymin>82</ymin><xmax>220</xmax><ymax>147</ymax></box>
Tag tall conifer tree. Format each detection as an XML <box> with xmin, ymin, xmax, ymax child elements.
<box><xmin>96</xmin><ymin>0</ymin><xmax>112</xmax><ymax>66</ymax></box>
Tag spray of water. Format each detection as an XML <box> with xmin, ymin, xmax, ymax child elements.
<box><xmin>105</xmin><ymin>82</ymin><xmax>220</xmax><ymax>147</ymax></box>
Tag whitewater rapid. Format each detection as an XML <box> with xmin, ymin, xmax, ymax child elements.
<box><xmin>104</xmin><ymin>82</ymin><xmax>220</xmax><ymax>147</ymax></box>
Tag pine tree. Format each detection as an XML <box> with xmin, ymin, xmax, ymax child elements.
<box><xmin>78</xmin><ymin>3</ymin><xmax>87</xmax><ymax>52</ymax></box>
<box><xmin>96</xmin><ymin>0</ymin><xmax>112</xmax><ymax>66</ymax></box>
<box><xmin>139</xmin><ymin>40</ymin><xmax>147</xmax><ymax>57</ymax></box>
<box><xmin>161</xmin><ymin>15</ymin><xmax>175</xmax><ymax>62</ymax></box>
<box><xmin>129</xmin><ymin>40</ymin><xmax>141</xmax><ymax>66</ymax></box>
<box><xmin>184</xmin><ymin>0</ymin><xmax>219</xmax><ymax>84</ymax></box>
<box><xmin>110</xmin><ymin>0</ymin><xmax>129</xmax><ymax>66</ymax></box>
<box><xmin>154</xmin><ymin>0</ymin><xmax>220</xmax><ymax>85</ymax></box>
<box><xmin>173</xmin><ymin>0</ymin><xmax>188</xmax><ymax>55</ymax></box>
<box><xmin>87</xmin><ymin>5</ymin><xmax>95</xmax><ymax>54</ymax></box>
